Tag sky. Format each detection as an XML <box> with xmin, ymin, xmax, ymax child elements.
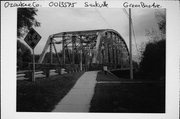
<box><xmin>19</xmin><ymin>8</ymin><xmax>165</xmax><ymax>62</ymax></box>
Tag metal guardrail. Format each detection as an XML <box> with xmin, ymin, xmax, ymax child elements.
<box><xmin>17</xmin><ymin>63</ymin><xmax>130</xmax><ymax>81</ymax></box>
<box><xmin>17</xmin><ymin>67</ymin><xmax>82</xmax><ymax>81</ymax></box>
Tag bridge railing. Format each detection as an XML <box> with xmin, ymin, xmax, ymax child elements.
<box><xmin>17</xmin><ymin>62</ymin><xmax>130</xmax><ymax>81</ymax></box>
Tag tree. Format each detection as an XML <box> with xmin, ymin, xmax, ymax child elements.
<box><xmin>155</xmin><ymin>9</ymin><xmax>166</xmax><ymax>35</ymax></box>
<box><xmin>139</xmin><ymin>40</ymin><xmax>165</xmax><ymax>79</ymax></box>
<box><xmin>145</xmin><ymin>9</ymin><xmax>166</xmax><ymax>42</ymax></box>
<box><xmin>17</xmin><ymin>40</ymin><xmax>32</xmax><ymax>70</ymax></box>
<box><xmin>139</xmin><ymin>10</ymin><xmax>166</xmax><ymax>80</ymax></box>
<box><xmin>17</xmin><ymin>8</ymin><xmax>40</xmax><ymax>38</ymax></box>
<box><xmin>17</xmin><ymin>8</ymin><xmax>40</xmax><ymax>70</ymax></box>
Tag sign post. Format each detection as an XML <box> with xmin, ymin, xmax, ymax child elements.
<box><xmin>24</xmin><ymin>28</ymin><xmax>41</xmax><ymax>82</ymax></box>
<box><xmin>32</xmin><ymin>49</ymin><xmax>35</xmax><ymax>82</ymax></box>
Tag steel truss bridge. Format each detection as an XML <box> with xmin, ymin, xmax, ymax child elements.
<box><xmin>38</xmin><ymin>29</ymin><xmax>130</xmax><ymax>72</ymax></box>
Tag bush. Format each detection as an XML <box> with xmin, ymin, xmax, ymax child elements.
<box><xmin>17</xmin><ymin>40</ymin><xmax>32</xmax><ymax>70</ymax></box>
<box><xmin>139</xmin><ymin>40</ymin><xmax>165</xmax><ymax>80</ymax></box>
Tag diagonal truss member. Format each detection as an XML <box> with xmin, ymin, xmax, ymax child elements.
<box><xmin>38</xmin><ymin>29</ymin><xmax>130</xmax><ymax>70</ymax></box>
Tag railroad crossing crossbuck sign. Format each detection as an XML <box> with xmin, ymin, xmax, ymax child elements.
<box><xmin>24</xmin><ymin>28</ymin><xmax>41</xmax><ymax>49</ymax></box>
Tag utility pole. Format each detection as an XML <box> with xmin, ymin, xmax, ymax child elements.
<box><xmin>129</xmin><ymin>8</ymin><xmax>133</xmax><ymax>80</ymax></box>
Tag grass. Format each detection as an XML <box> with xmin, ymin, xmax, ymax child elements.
<box><xmin>96</xmin><ymin>71</ymin><xmax>120</xmax><ymax>81</ymax></box>
<box><xmin>90</xmin><ymin>71</ymin><xmax>165</xmax><ymax>113</ymax></box>
<box><xmin>111</xmin><ymin>69</ymin><xmax>165</xmax><ymax>81</ymax></box>
<box><xmin>17</xmin><ymin>72</ymin><xmax>84</xmax><ymax>112</ymax></box>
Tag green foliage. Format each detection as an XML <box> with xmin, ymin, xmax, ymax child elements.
<box><xmin>17</xmin><ymin>8</ymin><xmax>40</xmax><ymax>38</ymax></box>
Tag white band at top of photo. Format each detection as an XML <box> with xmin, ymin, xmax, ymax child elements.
<box><xmin>2</xmin><ymin>1</ymin><xmax>179</xmax><ymax>9</ymax></box>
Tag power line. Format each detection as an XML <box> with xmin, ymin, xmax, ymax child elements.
<box><xmin>95</xmin><ymin>9</ymin><xmax>112</xmax><ymax>28</ymax></box>
<box><xmin>131</xmin><ymin>22</ymin><xmax>140</xmax><ymax>53</ymax></box>
<box><xmin>123</xmin><ymin>8</ymin><xmax>129</xmax><ymax>18</ymax></box>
